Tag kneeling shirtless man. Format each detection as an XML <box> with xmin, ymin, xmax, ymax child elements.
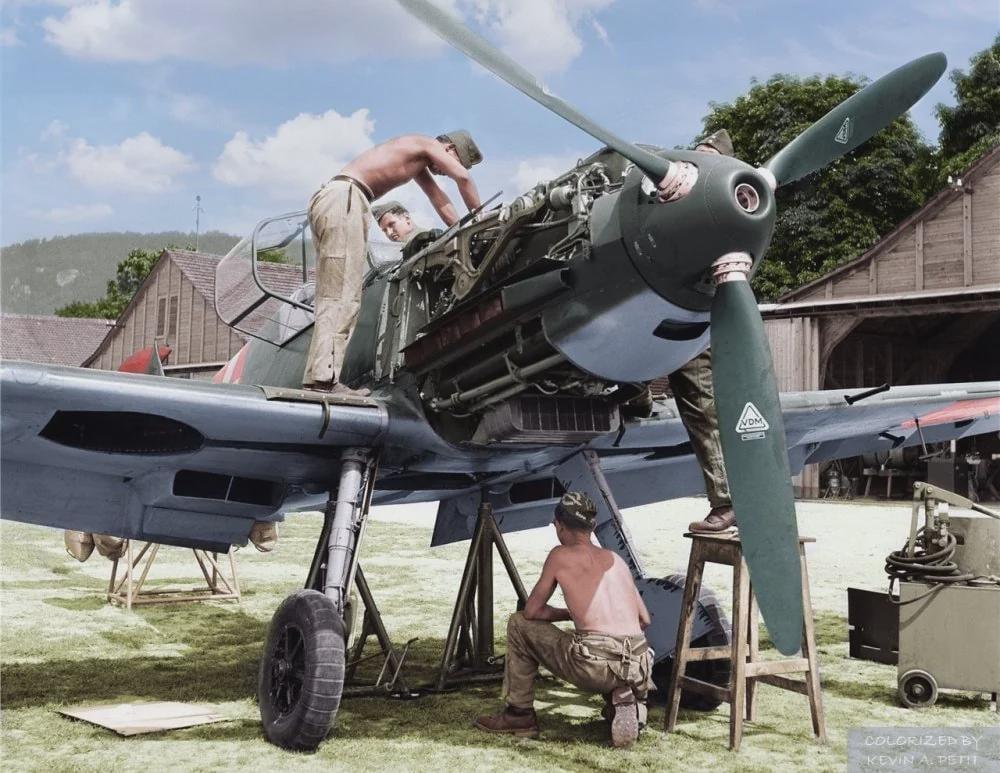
<box><xmin>476</xmin><ymin>492</ymin><xmax>653</xmax><ymax>747</ymax></box>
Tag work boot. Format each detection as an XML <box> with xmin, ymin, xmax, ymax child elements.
<box><xmin>302</xmin><ymin>381</ymin><xmax>372</xmax><ymax>397</ymax></box>
<box><xmin>474</xmin><ymin>705</ymin><xmax>540</xmax><ymax>738</ymax></box>
<box><xmin>602</xmin><ymin>692</ymin><xmax>647</xmax><ymax>730</ymax></box>
<box><xmin>688</xmin><ymin>505</ymin><xmax>736</xmax><ymax>533</ymax></box>
<box><xmin>331</xmin><ymin>382</ymin><xmax>371</xmax><ymax>398</ymax></box>
<box><xmin>609</xmin><ymin>686</ymin><xmax>639</xmax><ymax>748</ymax></box>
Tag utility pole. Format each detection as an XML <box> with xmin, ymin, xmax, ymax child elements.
<box><xmin>194</xmin><ymin>195</ymin><xmax>204</xmax><ymax>251</ymax></box>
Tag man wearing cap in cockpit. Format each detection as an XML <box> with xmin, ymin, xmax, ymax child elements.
<box><xmin>371</xmin><ymin>200</ymin><xmax>421</xmax><ymax>244</ymax></box>
<box><xmin>303</xmin><ymin>130</ymin><xmax>483</xmax><ymax>394</ymax></box>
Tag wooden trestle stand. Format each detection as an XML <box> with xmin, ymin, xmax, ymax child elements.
<box><xmin>107</xmin><ymin>540</ymin><xmax>241</xmax><ymax>610</ymax></box>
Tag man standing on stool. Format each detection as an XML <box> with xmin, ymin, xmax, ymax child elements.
<box><xmin>665</xmin><ymin>128</ymin><xmax>736</xmax><ymax>533</ymax></box>
<box><xmin>475</xmin><ymin>492</ymin><xmax>653</xmax><ymax>747</ymax></box>
<box><xmin>303</xmin><ymin>131</ymin><xmax>483</xmax><ymax>393</ymax></box>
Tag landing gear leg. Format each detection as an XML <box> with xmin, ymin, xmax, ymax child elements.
<box><xmin>258</xmin><ymin>448</ymin><xmax>378</xmax><ymax>751</ymax></box>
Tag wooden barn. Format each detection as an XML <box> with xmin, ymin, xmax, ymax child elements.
<box><xmin>82</xmin><ymin>248</ymin><xmax>306</xmax><ymax>379</ymax></box>
<box><xmin>763</xmin><ymin>144</ymin><xmax>1000</xmax><ymax>494</ymax></box>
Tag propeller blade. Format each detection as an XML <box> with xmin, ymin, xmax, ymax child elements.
<box><xmin>710</xmin><ymin>269</ymin><xmax>802</xmax><ymax>655</ymax></box>
<box><xmin>763</xmin><ymin>52</ymin><xmax>946</xmax><ymax>188</ymax></box>
<box><xmin>396</xmin><ymin>0</ymin><xmax>672</xmax><ymax>181</ymax></box>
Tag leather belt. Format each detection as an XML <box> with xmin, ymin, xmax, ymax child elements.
<box><xmin>332</xmin><ymin>174</ymin><xmax>374</xmax><ymax>203</ymax></box>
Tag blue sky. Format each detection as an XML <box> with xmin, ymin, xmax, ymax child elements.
<box><xmin>1</xmin><ymin>0</ymin><xmax>996</xmax><ymax>246</ymax></box>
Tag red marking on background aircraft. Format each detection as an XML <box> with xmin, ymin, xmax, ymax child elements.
<box><xmin>118</xmin><ymin>346</ymin><xmax>171</xmax><ymax>374</ymax></box>
<box><xmin>901</xmin><ymin>397</ymin><xmax>1000</xmax><ymax>429</ymax></box>
<box><xmin>213</xmin><ymin>345</ymin><xmax>248</xmax><ymax>385</ymax></box>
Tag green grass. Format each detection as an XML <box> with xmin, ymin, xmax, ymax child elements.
<box><xmin>1</xmin><ymin>506</ymin><xmax>996</xmax><ymax>772</ymax></box>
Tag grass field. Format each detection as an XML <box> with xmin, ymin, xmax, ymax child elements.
<box><xmin>2</xmin><ymin>498</ymin><xmax>997</xmax><ymax>772</ymax></box>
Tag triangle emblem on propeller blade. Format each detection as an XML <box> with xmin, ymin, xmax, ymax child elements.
<box><xmin>834</xmin><ymin>117</ymin><xmax>853</xmax><ymax>144</ymax></box>
<box><xmin>736</xmin><ymin>402</ymin><xmax>770</xmax><ymax>440</ymax></box>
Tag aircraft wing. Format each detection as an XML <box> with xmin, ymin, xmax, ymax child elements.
<box><xmin>430</xmin><ymin>382</ymin><xmax>1000</xmax><ymax>544</ymax></box>
<box><xmin>3</xmin><ymin>360</ymin><xmax>997</xmax><ymax>551</ymax></box>
<box><xmin>1</xmin><ymin>360</ymin><xmax>389</xmax><ymax>551</ymax></box>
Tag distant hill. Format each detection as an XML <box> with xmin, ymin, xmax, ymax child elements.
<box><xmin>1</xmin><ymin>231</ymin><xmax>240</xmax><ymax>315</ymax></box>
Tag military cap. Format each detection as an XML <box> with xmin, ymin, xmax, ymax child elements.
<box><xmin>555</xmin><ymin>491</ymin><xmax>597</xmax><ymax>529</ymax></box>
<box><xmin>697</xmin><ymin>128</ymin><xmax>735</xmax><ymax>157</ymax></box>
<box><xmin>436</xmin><ymin>129</ymin><xmax>483</xmax><ymax>168</ymax></box>
<box><xmin>371</xmin><ymin>200</ymin><xmax>408</xmax><ymax>224</ymax></box>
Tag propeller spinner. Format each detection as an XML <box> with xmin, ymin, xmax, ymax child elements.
<box><xmin>397</xmin><ymin>0</ymin><xmax>947</xmax><ymax>655</ymax></box>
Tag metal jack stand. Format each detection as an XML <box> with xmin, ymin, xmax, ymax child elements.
<box><xmin>344</xmin><ymin>565</ymin><xmax>419</xmax><ymax>698</ymax></box>
<box><xmin>435</xmin><ymin>502</ymin><xmax>528</xmax><ymax>690</ymax></box>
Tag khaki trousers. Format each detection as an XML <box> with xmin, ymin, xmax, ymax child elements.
<box><xmin>668</xmin><ymin>348</ymin><xmax>731</xmax><ymax>508</ymax></box>
<box><xmin>502</xmin><ymin>612</ymin><xmax>653</xmax><ymax>709</ymax></box>
<box><xmin>303</xmin><ymin>179</ymin><xmax>371</xmax><ymax>386</ymax></box>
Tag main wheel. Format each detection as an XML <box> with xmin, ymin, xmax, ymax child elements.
<box><xmin>258</xmin><ymin>589</ymin><xmax>346</xmax><ymax>751</ymax></box>
<box><xmin>898</xmin><ymin>669</ymin><xmax>938</xmax><ymax>709</ymax></box>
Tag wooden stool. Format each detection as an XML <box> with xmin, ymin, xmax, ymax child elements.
<box><xmin>664</xmin><ymin>531</ymin><xmax>826</xmax><ymax>751</ymax></box>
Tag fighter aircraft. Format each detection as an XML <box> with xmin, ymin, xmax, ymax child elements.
<box><xmin>2</xmin><ymin>0</ymin><xmax>998</xmax><ymax>753</ymax></box>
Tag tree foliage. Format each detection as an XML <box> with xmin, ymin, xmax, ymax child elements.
<box><xmin>700</xmin><ymin>74</ymin><xmax>930</xmax><ymax>300</ymax></box>
<box><xmin>937</xmin><ymin>35</ymin><xmax>1000</xmax><ymax>159</ymax></box>
<box><xmin>56</xmin><ymin>248</ymin><xmax>161</xmax><ymax>319</ymax></box>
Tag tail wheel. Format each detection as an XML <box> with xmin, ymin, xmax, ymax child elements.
<box><xmin>898</xmin><ymin>669</ymin><xmax>938</xmax><ymax>709</ymax></box>
<box><xmin>258</xmin><ymin>590</ymin><xmax>346</xmax><ymax>751</ymax></box>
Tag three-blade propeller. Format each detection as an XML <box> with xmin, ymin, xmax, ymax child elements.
<box><xmin>396</xmin><ymin>0</ymin><xmax>945</xmax><ymax>656</ymax></box>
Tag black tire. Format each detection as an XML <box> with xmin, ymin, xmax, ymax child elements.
<box><xmin>651</xmin><ymin>628</ymin><xmax>732</xmax><ymax>712</ymax></box>
<box><xmin>898</xmin><ymin>669</ymin><xmax>938</xmax><ymax>709</ymax></box>
<box><xmin>258</xmin><ymin>589</ymin><xmax>346</xmax><ymax>751</ymax></box>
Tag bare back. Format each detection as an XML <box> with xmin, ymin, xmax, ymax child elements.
<box><xmin>341</xmin><ymin>135</ymin><xmax>447</xmax><ymax>199</ymax></box>
<box><xmin>551</xmin><ymin>544</ymin><xmax>647</xmax><ymax>636</ymax></box>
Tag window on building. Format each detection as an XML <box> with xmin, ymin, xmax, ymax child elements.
<box><xmin>156</xmin><ymin>297</ymin><xmax>167</xmax><ymax>337</ymax></box>
<box><xmin>168</xmin><ymin>296</ymin><xmax>179</xmax><ymax>337</ymax></box>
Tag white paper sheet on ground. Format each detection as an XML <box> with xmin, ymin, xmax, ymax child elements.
<box><xmin>58</xmin><ymin>701</ymin><xmax>227</xmax><ymax>736</ymax></box>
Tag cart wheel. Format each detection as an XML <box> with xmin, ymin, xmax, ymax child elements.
<box><xmin>898</xmin><ymin>669</ymin><xmax>938</xmax><ymax>708</ymax></box>
<box><xmin>258</xmin><ymin>590</ymin><xmax>346</xmax><ymax>751</ymax></box>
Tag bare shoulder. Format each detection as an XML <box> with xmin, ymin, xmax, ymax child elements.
<box><xmin>545</xmin><ymin>544</ymin><xmax>569</xmax><ymax>566</ymax></box>
<box><xmin>607</xmin><ymin>550</ymin><xmax>632</xmax><ymax>572</ymax></box>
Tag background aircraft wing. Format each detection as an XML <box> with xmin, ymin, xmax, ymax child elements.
<box><xmin>430</xmin><ymin>382</ymin><xmax>1000</xmax><ymax>544</ymax></box>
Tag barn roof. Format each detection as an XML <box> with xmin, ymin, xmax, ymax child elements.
<box><xmin>1</xmin><ymin>313</ymin><xmax>114</xmax><ymax>366</ymax></box>
<box><xmin>778</xmin><ymin>144</ymin><xmax>1000</xmax><ymax>302</ymax></box>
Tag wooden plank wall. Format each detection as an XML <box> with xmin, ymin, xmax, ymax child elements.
<box><xmin>788</xmin><ymin>153</ymin><xmax>1000</xmax><ymax>301</ymax></box>
<box><xmin>90</xmin><ymin>256</ymin><xmax>242</xmax><ymax>372</ymax></box>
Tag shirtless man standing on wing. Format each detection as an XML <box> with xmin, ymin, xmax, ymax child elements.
<box><xmin>303</xmin><ymin>131</ymin><xmax>482</xmax><ymax>393</ymax></box>
<box><xmin>475</xmin><ymin>492</ymin><xmax>653</xmax><ymax>748</ymax></box>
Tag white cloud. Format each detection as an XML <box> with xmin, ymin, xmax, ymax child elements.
<box><xmin>510</xmin><ymin>153</ymin><xmax>582</xmax><ymax>192</ymax></box>
<box><xmin>40</xmin><ymin>0</ymin><xmax>613</xmax><ymax>74</ymax></box>
<box><xmin>63</xmin><ymin>132</ymin><xmax>196</xmax><ymax>192</ymax></box>
<box><xmin>29</xmin><ymin>202</ymin><xmax>114</xmax><ymax>222</ymax></box>
<box><xmin>42</xmin><ymin>0</ymin><xmax>451</xmax><ymax>65</ymax></box>
<box><xmin>1</xmin><ymin>27</ymin><xmax>24</xmax><ymax>46</ymax></box>
<box><xmin>40</xmin><ymin>119</ymin><xmax>69</xmax><ymax>141</ymax></box>
<box><xmin>212</xmin><ymin>108</ymin><xmax>375</xmax><ymax>200</ymax></box>
<box><xmin>469</xmin><ymin>0</ymin><xmax>616</xmax><ymax>75</ymax></box>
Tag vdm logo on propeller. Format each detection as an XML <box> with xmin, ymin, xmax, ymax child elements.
<box><xmin>835</xmin><ymin>117</ymin><xmax>854</xmax><ymax>144</ymax></box>
<box><xmin>736</xmin><ymin>403</ymin><xmax>770</xmax><ymax>441</ymax></box>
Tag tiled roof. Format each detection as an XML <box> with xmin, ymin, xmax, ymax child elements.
<box><xmin>168</xmin><ymin>249</ymin><xmax>219</xmax><ymax>301</ymax></box>
<box><xmin>1</xmin><ymin>313</ymin><xmax>114</xmax><ymax>366</ymax></box>
<box><xmin>169</xmin><ymin>248</ymin><xmax>308</xmax><ymax>303</ymax></box>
